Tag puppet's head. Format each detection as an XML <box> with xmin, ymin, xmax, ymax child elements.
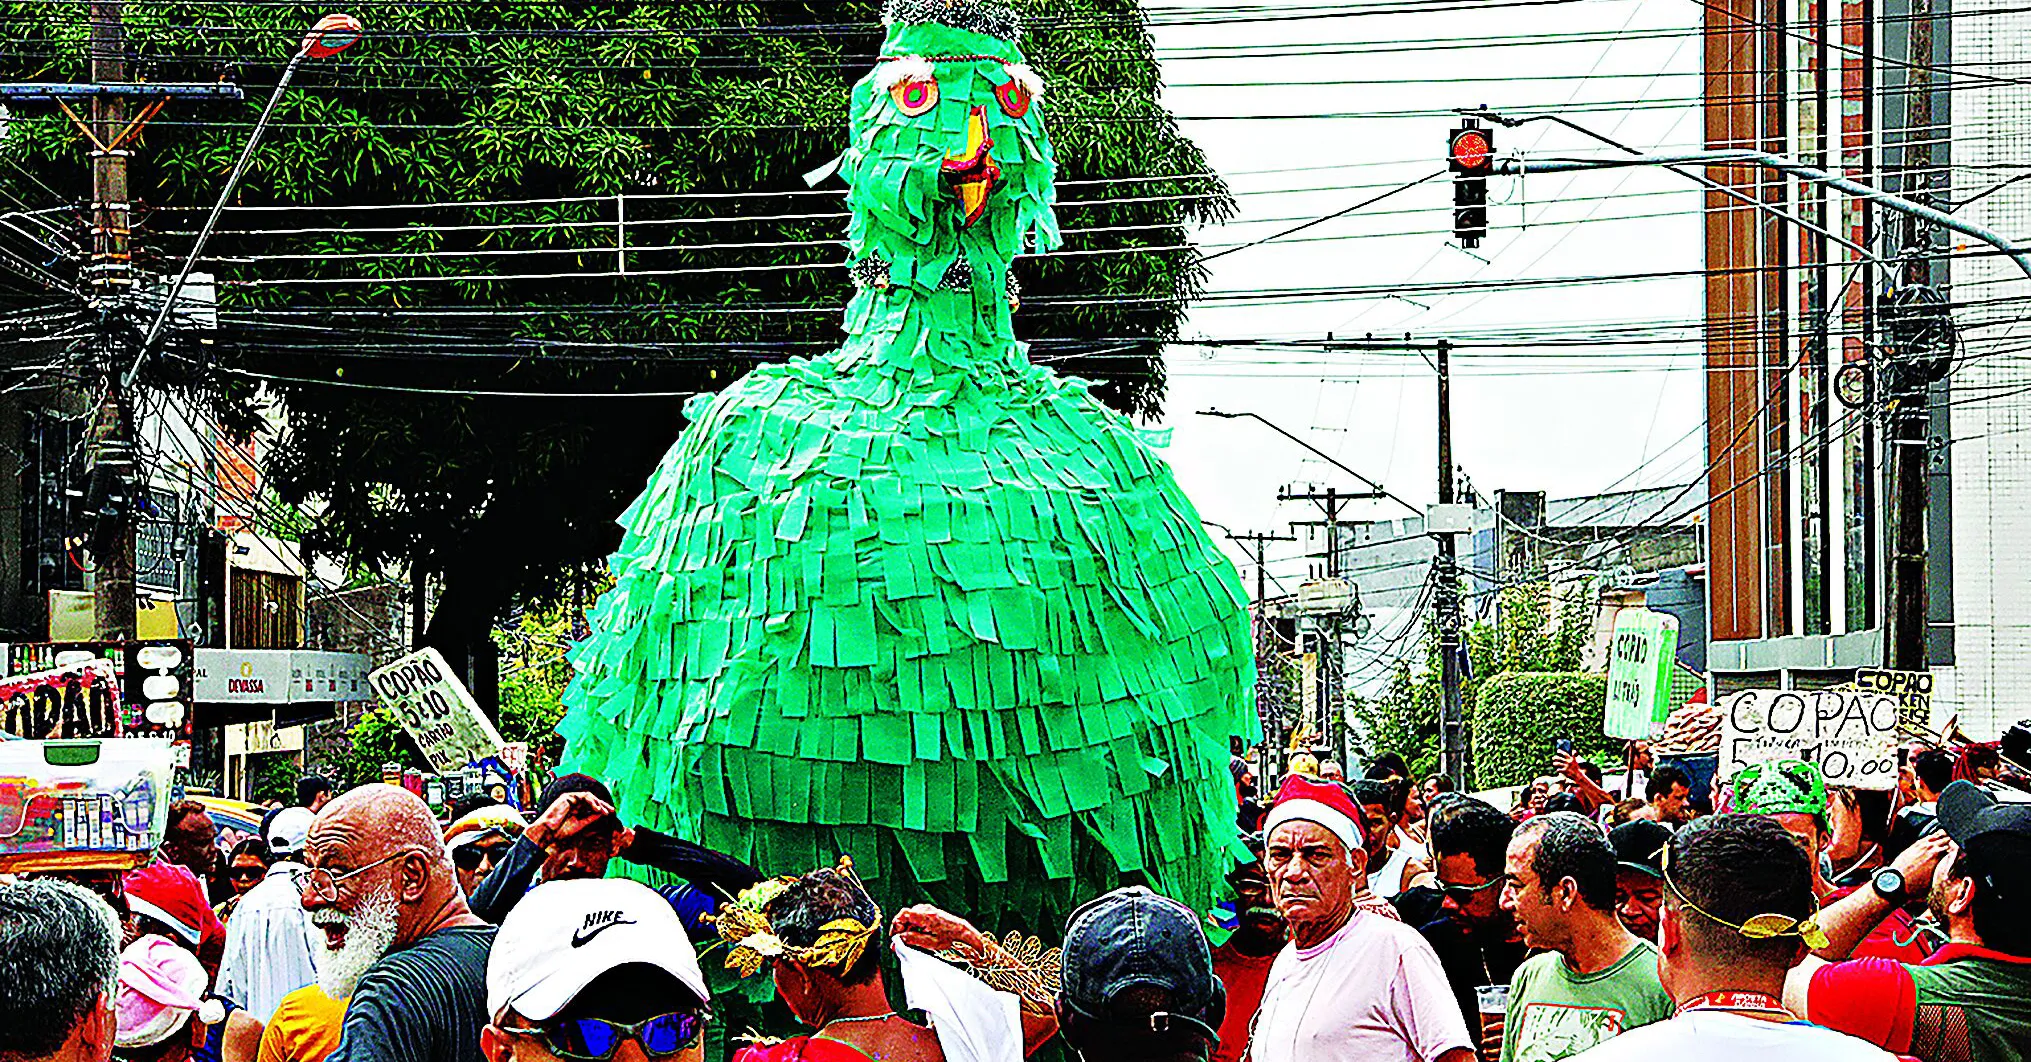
<box><xmin>841</xmin><ymin>0</ymin><xmax>1061</xmax><ymax>304</ymax></box>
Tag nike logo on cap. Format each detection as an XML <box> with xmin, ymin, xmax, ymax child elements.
<box><xmin>572</xmin><ymin>909</ymin><xmax>637</xmax><ymax>947</ymax></box>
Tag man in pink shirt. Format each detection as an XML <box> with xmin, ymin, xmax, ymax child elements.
<box><xmin>1250</xmin><ymin>775</ymin><xmax>1476</xmax><ymax>1062</ymax></box>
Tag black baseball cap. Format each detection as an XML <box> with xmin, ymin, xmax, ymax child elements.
<box><xmin>1609</xmin><ymin>820</ymin><xmax>1672</xmax><ymax>878</ymax></box>
<box><xmin>2001</xmin><ymin>720</ymin><xmax>2031</xmax><ymax>773</ymax></box>
<box><xmin>1936</xmin><ymin>780</ymin><xmax>2031</xmax><ymax>901</ymax></box>
<box><xmin>1061</xmin><ymin>886</ymin><xmax>1224</xmax><ymax>1039</ymax></box>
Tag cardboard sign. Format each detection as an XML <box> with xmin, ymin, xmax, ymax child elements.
<box><xmin>368</xmin><ymin>648</ymin><xmax>506</xmax><ymax>772</ymax></box>
<box><xmin>1853</xmin><ymin>669</ymin><xmax>1933</xmax><ymax>740</ymax></box>
<box><xmin>0</xmin><ymin>661</ymin><xmax>124</xmax><ymax>739</ymax></box>
<box><xmin>1604</xmin><ymin>611</ymin><xmax>1679</xmax><ymax>740</ymax></box>
<box><xmin>1720</xmin><ymin>688</ymin><xmax>1899</xmax><ymax>789</ymax></box>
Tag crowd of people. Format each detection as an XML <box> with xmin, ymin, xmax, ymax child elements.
<box><xmin>0</xmin><ymin>739</ymin><xmax>2025</xmax><ymax>1062</ymax></box>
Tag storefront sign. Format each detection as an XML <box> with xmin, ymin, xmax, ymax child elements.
<box><xmin>194</xmin><ymin>649</ymin><xmax>373</xmax><ymax>705</ymax></box>
<box><xmin>369</xmin><ymin>648</ymin><xmax>505</xmax><ymax>772</ymax></box>
<box><xmin>1603</xmin><ymin>611</ymin><xmax>1679</xmax><ymax>740</ymax></box>
<box><xmin>290</xmin><ymin>651</ymin><xmax>373</xmax><ymax>702</ymax></box>
<box><xmin>194</xmin><ymin>651</ymin><xmax>293</xmax><ymax>705</ymax></box>
<box><xmin>0</xmin><ymin>660</ymin><xmax>123</xmax><ymax>739</ymax></box>
<box><xmin>1720</xmin><ymin>688</ymin><xmax>1898</xmax><ymax>790</ymax></box>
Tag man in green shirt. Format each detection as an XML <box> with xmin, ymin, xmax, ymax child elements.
<box><xmin>1495</xmin><ymin>813</ymin><xmax>1673</xmax><ymax>1062</ymax></box>
<box><xmin>1786</xmin><ymin>780</ymin><xmax>2031</xmax><ymax>1062</ymax></box>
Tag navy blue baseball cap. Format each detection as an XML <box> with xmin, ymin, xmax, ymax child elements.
<box><xmin>1060</xmin><ymin>886</ymin><xmax>1224</xmax><ymax>1040</ymax></box>
<box><xmin>1937</xmin><ymin>780</ymin><xmax>2031</xmax><ymax>902</ymax></box>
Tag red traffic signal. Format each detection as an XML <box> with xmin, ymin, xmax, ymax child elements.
<box><xmin>1448</xmin><ymin>126</ymin><xmax>1494</xmax><ymax>174</ymax></box>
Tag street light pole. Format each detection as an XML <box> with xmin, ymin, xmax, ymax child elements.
<box><xmin>85</xmin><ymin>13</ymin><xmax>362</xmax><ymax>643</ymax></box>
<box><xmin>1488</xmin><ymin>136</ymin><xmax>2031</xmax><ymax>677</ymax></box>
<box><xmin>125</xmin><ymin>13</ymin><xmax>365</xmax><ymax>387</ymax></box>
<box><xmin>1493</xmin><ymin>149</ymin><xmax>2031</xmax><ymax>283</ymax></box>
<box><xmin>1197</xmin><ymin>408</ymin><xmax>1422</xmax><ymax>518</ymax></box>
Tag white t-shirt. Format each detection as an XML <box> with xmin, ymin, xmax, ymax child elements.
<box><xmin>1249</xmin><ymin>909</ymin><xmax>1473</xmax><ymax>1062</ymax></box>
<box><xmin>215</xmin><ymin>861</ymin><xmax>321</xmax><ymax>1024</ymax></box>
<box><xmin>1568</xmin><ymin>1011</ymin><xmax>1899</xmax><ymax>1062</ymax></box>
<box><xmin>1370</xmin><ymin>844</ymin><xmax>1418</xmax><ymax>899</ymax></box>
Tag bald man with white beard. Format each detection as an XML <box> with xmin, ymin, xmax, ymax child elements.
<box><xmin>300</xmin><ymin>784</ymin><xmax>496</xmax><ymax>1062</ymax></box>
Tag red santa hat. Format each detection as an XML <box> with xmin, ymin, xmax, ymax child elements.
<box><xmin>1264</xmin><ymin>775</ymin><xmax>1367</xmax><ymax>854</ymax></box>
<box><xmin>123</xmin><ymin>862</ymin><xmax>218</xmax><ymax>949</ymax></box>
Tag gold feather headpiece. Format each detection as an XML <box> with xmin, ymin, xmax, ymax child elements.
<box><xmin>711</xmin><ymin>855</ymin><xmax>883</xmax><ymax>979</ymax></box>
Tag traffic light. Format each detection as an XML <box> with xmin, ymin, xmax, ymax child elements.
<box><xmin>1448</xmin><ymin>120</ymin><xmax>1494</xmax><ymax>247</ymax></box>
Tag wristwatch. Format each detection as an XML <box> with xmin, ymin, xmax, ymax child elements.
<box><xmin>1872</xmin><ymin>867</ymin><xmax>1908</xmax><ymax>906</ymax></box>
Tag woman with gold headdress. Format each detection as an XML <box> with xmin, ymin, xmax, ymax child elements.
<box><xmin>719</xmin><ymin>862</ymin><xmax>947</xmax><ymax>1062</ymax></box>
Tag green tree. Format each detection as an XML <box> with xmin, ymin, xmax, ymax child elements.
<box><xmin>0</xmin><ymin>0</ymin><xmax>1226</xmax><ymax>699</ymax></box>
<box><xmin>247</xmin><ymin>751</ymin><xmax>302</xmax><ymax>804</ymax></box>
<box><xmin>494</xmin><ymin>600</ymin><xmax>580</xmax><ymax>766</ymax></box>
<box><xmin>1348</xmin><ymin>578</ymin><xmax>1597</xmax><ymax>779</ymax></box>
<box><xmin>1470</xmin><ymin>672</ymin><xmax>1615</xmax><ymax>789</ymax></box>
<box><xmin>333</xmin><ymin>705</ymin><xmax>428</xmax><ymax>788</ymax></box>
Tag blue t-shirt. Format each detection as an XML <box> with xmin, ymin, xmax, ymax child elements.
<box><xmin>326</xmin><ymin>925</ymin><xmax>496</xmax><ymax>1062</ymax></box>
<box><xmin>192</xmin><ymin>998</ymin><xmax>239</xmax><ymax>1062</ymax></box>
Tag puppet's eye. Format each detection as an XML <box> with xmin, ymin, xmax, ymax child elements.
<box><xmin>994</xmin><ymin>78</ymin><xmax>1031</xmax><ymax>118</ymax></box>
<box><xmin>890</xmin><ymin>77</ymin><xmax>939</xmax><ymax>116</ymax></box>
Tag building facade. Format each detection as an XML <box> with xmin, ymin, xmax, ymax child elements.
<box><xmin>1695</xmin><ymin>0</ymin><xmax>2031</xmax><ymax>735</ymax></box>
<box><xmin>1938</xmin><ymin>0</ymin><xmax>2031</xmax><ymax>736</ymax></box>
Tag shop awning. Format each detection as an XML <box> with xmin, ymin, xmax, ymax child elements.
<box><xmin>194</xmin><ymin>648</ymin><xmax>374</xmax><ymax>727</ymax></box>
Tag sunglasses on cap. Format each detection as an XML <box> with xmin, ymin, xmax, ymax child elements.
<box><xmin>1442</xmin><ymin>877</ymin><xmax>1504</xmax><ymax>904</ymax></box>
<box><xmin>511</xmin><ymin>1012</ymin><xmax>707</xmax><ymax>1061</ymax></box>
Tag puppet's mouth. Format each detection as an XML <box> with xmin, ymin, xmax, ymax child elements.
<box><xmin>942</xmin><ymin>106</ymin><xmax>1000</xmax><ymax>227</ymax></box>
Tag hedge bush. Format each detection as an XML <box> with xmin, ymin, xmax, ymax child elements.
<box><xmin>1471</xmin><ymin>671</ymin><xmax>1617</xmax><ymax>789</ymax></box>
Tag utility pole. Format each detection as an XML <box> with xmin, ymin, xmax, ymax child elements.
<box><xmin>58</xmin><ymin>12</ymin><xmax>333</xmax><ymax>644</ymax></box>
<box><xmin>1884</xmin><ymin>393</ymin><xmax>1929</xmax><ymax>672</ymax></box>
<box><xmin>1435</xmin><ymin>339</ymin><xmax>1467</xmax><ymax>787</ymax></box>
<box><xmin>87</xmin><ymin>0</ymin><xmax>138</xmax><ymax>642</ymax></box>
<box><xmin>1883</xmin><ymin>287</ymin><xmax>1953</xmax><ymax>671</ymax></box>
<box><xmin>1228</xmin><ymin>530</ymin><xmax>1298</xmax><ymax>618</ymax></box>
<box><xmin>1228</xmin><ymin>530</ymin><xmax>1297</xmax><ymax>763</ymax></box>
<box><xmin>1282</xmin><ymin>487</ymin><xmax>1381</xmax><ymax>764</ymax></box>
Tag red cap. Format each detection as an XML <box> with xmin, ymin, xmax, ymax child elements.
<box><xmin>1264</xmin><ymin>775</ymin><xmax>1368</xmax><ymax>853</ymax></box>
<box><xmin>123</xmin><ymin>862</ymin><xmax>222</xmax><ymax>948</ymax></box>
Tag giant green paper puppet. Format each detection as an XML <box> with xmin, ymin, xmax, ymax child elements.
<box><xmin>558</xmin><ymin>0</ymin><xmax>1257</xmax><ymax>921</ymax></box>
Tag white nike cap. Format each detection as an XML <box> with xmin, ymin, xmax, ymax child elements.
<box><xmin>486</xmin><ymin>878</ymin><xmax>711</xmax><ymax>1021</ymax></box>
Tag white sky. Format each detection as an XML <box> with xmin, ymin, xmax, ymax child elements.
<box><xmin>1138</xmin><ymin>0</ymin><xmax>1709</xmax><ymax>596</ymax></box>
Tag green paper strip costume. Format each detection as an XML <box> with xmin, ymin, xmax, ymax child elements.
<box><xmin>557</xmin><ymin>0</ymin><xmax>1258</xmax><ymax>922</ymax></box>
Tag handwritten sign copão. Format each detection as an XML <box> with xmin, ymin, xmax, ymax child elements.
<box><xmin>1720</xmin><ymin>688</ymin><xmax>1898</xmax><ymax>790</ymax></box>
<box><xmin>368</xmin><ymin>648</ymin><xmax>506</xmax><ymax>772</ymax></box>
<box><xmin>1853</xmin><ymin>668</ymin><xmax>1933</xmax><ymax>740</ymax></box>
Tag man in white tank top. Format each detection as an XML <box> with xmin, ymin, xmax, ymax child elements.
<box><xmin>1353</xmin><ymin>779</ymin><xmax>1431</xmax><ymax>900</ymax></box>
